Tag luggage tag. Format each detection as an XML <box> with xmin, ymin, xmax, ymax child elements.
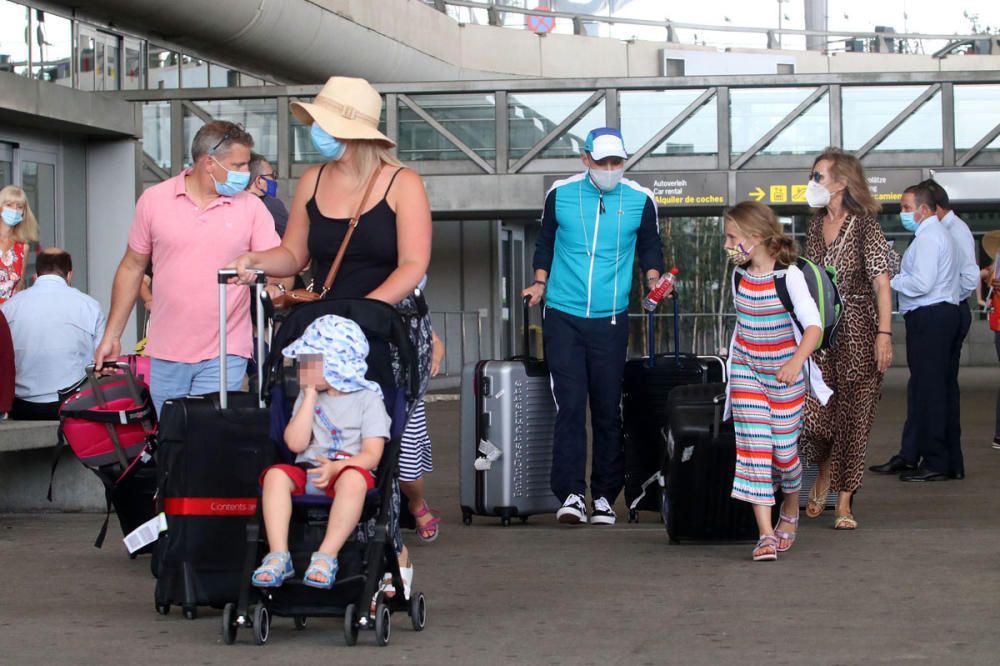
<box><xmin>473</xmin><ymin>439</ymin><xmax>502</xmax><ymax>471</ymax></box>
<box><xmin>123</xmin><ymin>512</ymin><xmax>168</xmax><ymax>554</ymax></box>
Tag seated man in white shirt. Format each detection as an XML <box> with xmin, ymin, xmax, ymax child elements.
<box><xmin>1</xmin><ymin>248</ymin><xmax>106</xmax><ymax>420</ymax></box>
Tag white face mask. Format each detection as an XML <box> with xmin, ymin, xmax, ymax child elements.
<box><xmin>805</xmin><ymin>180</ymin><xmax>831</xmax><ymax>208</ymax></box>
<box><xmin>589</xmin><ymin>167</ymin><xmax>624</xmax><ymax>193</ymax></box>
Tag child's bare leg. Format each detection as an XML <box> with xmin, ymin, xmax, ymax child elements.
<box><xmin>317</xmin><ymin>470</ymin><xmax>367</xmax><ymax>556</ymax></box>
<box><xmin>262</xmin><ymin>469</ymin><xmax>296</xmax><ymax>552</ymax></box>
<box><xmin>752</xmin><ymin>503</ymin><xmax>774</xmax><ymax>538</ymax></box>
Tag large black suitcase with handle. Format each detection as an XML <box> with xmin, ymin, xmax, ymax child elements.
<box><xmin>661</xmin><ymin>382</ymin><xmax>758</xmax><ymax>543</ymax></box>
<box><xmin>622</xmin><ymin>297</ymin><xmax>724</xmax><ymax>522</ymax></box>
<box><xmin>152</xmin><ymin>270</ymin><xmax>277</xmax><ymax>619</ymax></box>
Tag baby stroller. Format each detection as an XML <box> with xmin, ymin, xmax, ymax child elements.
<box><xmin>223</xmin><ymin>298</ymin><xmax>426</xmax><ymax>647</ymax></box>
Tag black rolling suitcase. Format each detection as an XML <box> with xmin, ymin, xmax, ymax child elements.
<box><xmin>661</xmin><ymin>382</ymin><xmax>758</xmax><ymax>543</ymax></box>
<box><xmin>621</xmin><ymin>297</ymin><xmax>724</xmax><ymax>522</ymax></box>
<box><xmin>153</xmin><ymin>270</ymin><xmax>277</xmax><ymax>619</ymax></box>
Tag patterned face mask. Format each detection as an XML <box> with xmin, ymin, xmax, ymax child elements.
<box><xmin>281</xmin><ymin>315</ymin><xmax>382</xmax><ymax>398</ymax></box>
<box><xmin>725</xmin><ymin>243</ymin><xmax>754</xmax><ymax>266</ymax></box>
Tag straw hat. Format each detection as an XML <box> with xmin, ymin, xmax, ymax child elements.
<box><xmin>290</xmin><ymin>76</ymin><xmax>394</xmax><ymax>147</ymax></box>
<box><xmin>984</xmin><ymin>230</ymin><xmax>1000</xmax><ymax>260</ymax></box>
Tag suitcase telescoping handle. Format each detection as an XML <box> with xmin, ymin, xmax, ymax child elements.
<box><xmin>522</xmin><ymin>295</ymin><xmax>532</xmax><ymax>359</ymax></box>
<box><xmin>216</xmin><ymin>268</ymin><xmax>266</xmax><ymax>409</ymax></box>
<box><xmin>645</xmin><ymin>291</ymin><xmax>681</xmax><ymax>368</ymax></box>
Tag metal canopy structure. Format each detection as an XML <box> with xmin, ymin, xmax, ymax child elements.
<box><xmin>121</xmin><ymin>70</ymin><xmax>1000</xmax><ymax>215</ymax></box>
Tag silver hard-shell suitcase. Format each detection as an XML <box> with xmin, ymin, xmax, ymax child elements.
<box><xmin>459</xmin><ymin>299</ymin><xmax>560</xmax><ymax>526</ymax></box>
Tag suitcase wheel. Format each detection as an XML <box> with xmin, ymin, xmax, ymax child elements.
<box><xmin>462</xmin><ymin>511</ymin><xmax>472</xmax><ymax>526</ymax></box>
<box><xmin>628</xmin><ymin>509</ymin><xmax>639</xmax><ymax>524</ymax></box>
<box><xmin>500</xmin><ymin>516</ymin><xmax>511</xmax><ymax>527</ymax></box>
<box><xmin>519</xmin><ymin>516</ymin><xmax>529</xmax><ymax>524</ymax></box>
<box><xmin>183</xmin><ymin>605</ymin><xmax>197</xmax><ymax>621</ymax></box>
<box><xmin>155</xmin><ymin>603</ymin><xmax>170</xmax><ymax>616</ymax></box>
<box><xmin>294</xmin><ymin>616</ymin><xmax>307</xmax><ymax>630</ymax></box>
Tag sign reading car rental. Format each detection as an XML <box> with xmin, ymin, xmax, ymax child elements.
<box><xmin>734</xmin><ymin>169</ymin><xmax>922</xmax><ymax>206</ymax></box>
<box><xmin>542</xmin><ymin>172</ymin><xmax>728</xmax><ymax>208</ymax></box>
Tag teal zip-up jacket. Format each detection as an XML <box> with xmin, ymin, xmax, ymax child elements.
<box><xmin>532</xmin><ymin>172</ymin><xmax>663</xmax><ymax>319</ymax></box>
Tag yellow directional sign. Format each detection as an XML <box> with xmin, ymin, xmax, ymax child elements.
<box><xmin>791</xmin><ymin>184</ymin><xmax>807</xmax><ymax>202</ymax></box>
<box><xmin>770</xmin><ymin>185</ymin><xmax>788</xmax><ymax>203</ymax></box>
<box><xmin>749</xmin><ymin>186</ymin><xmax>765</xmax><ymax>202</ymax></box>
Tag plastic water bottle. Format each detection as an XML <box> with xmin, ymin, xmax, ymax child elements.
<box><xmin>642</xmin><ymin>267</ymin><xmax>679</xmax><ymax>312</ymax></box>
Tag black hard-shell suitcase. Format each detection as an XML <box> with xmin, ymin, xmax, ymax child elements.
<box><xmin>153</xmin><ymin>270</ymin><xmax>277</xmax><ymax>619</ymax></box>
<box><xmin>459</xmin><ymin>297</ymin><xmax>560</xmax><ymax>526</ymax></box>
<box><xmin>661</xmin><ymin>383</ymin><xmax>758</xmax><ymax>543</ymax></box>
<box><xmin>622</xmin><ymin>299</ymin><xmax>724</xmax><ymax>522</ymax></box>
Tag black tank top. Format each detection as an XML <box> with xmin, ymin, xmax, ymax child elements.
<box><xmin>306</xmin><ymin>165</ymin><xmax>403</xmax><ymax>299</ymax></box>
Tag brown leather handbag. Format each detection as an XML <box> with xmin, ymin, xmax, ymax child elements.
<box><xmin>272</xmin><ymin>164</ymin><xmax>384</xmax><ymax>310</ymax></box>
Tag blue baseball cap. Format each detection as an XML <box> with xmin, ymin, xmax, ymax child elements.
<box><xmin>584</xmin><ymin>128</ymin><xmax>627</xmax><ymax>160</ymax></box>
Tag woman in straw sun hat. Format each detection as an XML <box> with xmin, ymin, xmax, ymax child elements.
<box><xmin>978</xmin><ymin>230</ymin><xmax>1000</xmax><ymax>450</ymax></box>
<box><xmin>228</xmin><ymin>76</ymin><xmax>434</xmax><ymax>583</ymax></box>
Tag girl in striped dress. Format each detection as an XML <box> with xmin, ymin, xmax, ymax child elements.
<box><xmin>722</xmin><ymin>202</ymin><xmax>831</xmax><ymax>562</ymax></box>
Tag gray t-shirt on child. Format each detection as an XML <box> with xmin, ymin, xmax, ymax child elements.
<box><xmin>293</xmin><ymin>389</ymin><xmax>391</xmax><ymax>467</ymax></box>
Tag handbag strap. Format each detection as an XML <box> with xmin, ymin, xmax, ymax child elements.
<box><xmin>317</xmin><ymin>164</ymin><xmax>386</xmax><ymax>297</ymax></box>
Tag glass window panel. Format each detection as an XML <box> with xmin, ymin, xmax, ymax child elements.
<box><xmin>183</xmin><ymin>99</ymin><xmax>278</xmax><ymax>167</ymax></box>
<box><xmin>874</xmin><ymin>91</ymin><xmax>941</xmax><ymax>152</ymax></box>
<box><xmin>209</xmin><ymin>63</ymin><xmax>237</xmax><ymax>88</ymax></box>
<box><xmin>760</xmin><ymin>93</ymin><xmax>829</xmax><ymax>155</ymax></box>
<box><xmin>147</xmin><ymin>45</ymin><xmax>178</xmax><ymax>89</ymax></box>
<box><xmin>240</xmin><ymin>73</ymin><xmax>263</xmax><ymax>87</ymax></box>
<box><xmin>729</xmin><ymin>87</ymin><xmax>815</xmax><ymax>155</ymax></box>
<box><xmin>0</xmin><ymin>161</ymin><xmax>11</xmax><ymax>187</ymax></box>
<box><xmin>122</xmin><ymin>39</ymin><xmax>142</xmax><ymax>89</ymax></box>
<box><xmin>650</xmin><ymin>100</ymin><xmax>718</xmax><ymax>155</ymax></box>
<box><xmin>509</xmin><ymin>92</ymin><xmax>605</xmax><ymax>160</ymax></box>
<box><xmin>182</xmin><ymin>56</ymin><xmax>208</xmax><ymax>88</ymax></box>
<box><xmin>104</xmin><ymin>38</ymin><xmax>119</xmax><ymax>91</ymax></box>
<box><xmin>842</xmin><ymin>85</ymin><xmax>925</xmax><ymax>150</ymax></box>
<box><xmin>31</xmin><ymin>10</ymin><xmax>72</xmax><ymax>86</ymax></box>
<box><xmin>0</xmin><ymin>1</ymin><xmax>29</xmax><ymax>76</ymax></box>
<box><xmin>77</xmin><ymin>32</ymin><xmax>95</xmax><ymax>90</ymax></box>
<box><xmin>619</xmin><ymin>89</ymin><xmax>713</xmax><ymax>154</ymax></box>
<box><xmin>954</xmin><ymin>85</ymin><xmax>1000</xmax><ymax>151</ymax></box>
<box><xmin>21</xmin><ymin>160</ymin><xmax>56</xmax><ymax>250</ymax></box>
<box><xmin>398</xmin><ymin>94</ymin><xmax>496</xmax><ymax>162</ymax></box>
<box><xmin>93</xmin><ymin>40</ymin><xmax>105</xmax><ymax>90</ymax></box>
<box><xmin>142</xmin><ymin>101</ymin><xmax>171</xmax><ymax>170</ymax></box>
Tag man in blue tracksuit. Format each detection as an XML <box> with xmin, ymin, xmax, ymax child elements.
<box><xmin>523</xmin><ymin>128</ymin><xmax>666</xmax><ymax>525</ymax></box>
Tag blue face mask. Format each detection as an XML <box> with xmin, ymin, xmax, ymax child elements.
<box><xmin>310</xmin><ymin>123</ymin><xmax>346</xmax><ymax>161</ymax></box>
<box><xmin>262</xmin><ymin>177</ymin><xmax>278</xmax><ymax>198</ymax></box>
<box><xmin>1</xmin><ymin>207</ymin><xmax>23</xmax><ymax>227</ymax></box>
<box><xmin>210</xmin><ymin>156</ymin><xmax>251</xmax><ymax>197</ymax></box>
<box><xmin>900</xmin><ymin>211</ymin><xmax>919</xmax><ymax>233</ymax></box>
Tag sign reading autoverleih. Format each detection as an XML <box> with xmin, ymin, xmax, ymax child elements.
<box><xmin>735</xmin><ymin>169</ymin><xmax>923</xmax><ymax>206</ymax></box>
<box><xmin>542</xmin><ymin>172</ymin><xmax>728</xmax><ymax>208</ymax></box>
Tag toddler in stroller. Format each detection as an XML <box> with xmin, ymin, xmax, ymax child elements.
<box><xmin>225</xmin><ymin>299</ymin><xmax>425</xmax><ymax>647</ymax></box>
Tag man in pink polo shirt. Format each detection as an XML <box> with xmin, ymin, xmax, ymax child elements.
<box><xmin>95</xmin><ymin>121</ymin><xmax>280</xmax><ymax>414</ymax></box>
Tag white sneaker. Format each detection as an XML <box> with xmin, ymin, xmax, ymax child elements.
<box><xmin>590</xmin><ymin>497</ymin><xmax>617</xmax><ymax>526</ymax></box>
<box><xmin>556</xmin><ymin>493</ymin><xmax>588</xmax><ymax>524</ymax></box>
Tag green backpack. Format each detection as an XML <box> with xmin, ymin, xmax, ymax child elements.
<box><xmin>733</xmin><ymin>257</ymin><xmax>844</xmax><ymax>351</ymax></box>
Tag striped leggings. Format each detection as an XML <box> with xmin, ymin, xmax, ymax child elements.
<box><xmin>730</xmin><ymin>358</ymin><xmax>805</xmax><ymax>506</ymax></box>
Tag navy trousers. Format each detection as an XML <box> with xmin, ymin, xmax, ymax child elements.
<box><xmin>901</xmin><ymin>303</ymin><xmax>960</xmax><ymax>475</ymax></box>
<box><xmin>543</xmin><ymin>306</ymin><xmax>629</xmax><ymax>503</ymax></box>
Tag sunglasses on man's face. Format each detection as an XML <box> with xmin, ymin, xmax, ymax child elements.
<box><xmin>209</xmin><ymin>122</ymin><xmax>247</xmax><ymax>154</ymax></box>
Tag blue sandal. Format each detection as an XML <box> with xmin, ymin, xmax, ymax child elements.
<box><xmin>303</xmin><ymin>552</ymin><xmax>339</xmax><ymax>590</ymax></box>
<box><xmin>251</xmin><ymin>551</ymin><xmax>294</xmax><ymax>588</ymax></box>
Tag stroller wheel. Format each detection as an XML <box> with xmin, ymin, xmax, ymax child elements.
<box><xmin>374</xmin><ymin>600</ymin><xmax>391</xmax><ymax>647</ymax></box>
<box><xmin>221</xmin><ymin>603</ymin><xmax>238</xmax><ymax>645</ymax></box>
<box><xmin>409</xmin><ymin>591</ymin><xmax>426</xmax><ymax>632</ymax></box>
<box><xmin>253</xmin><ymin>604</ymin><xmax>270</xmax><ymax>645</ymax></box>
<box><xmin>293</xmin><ymin>616</ymin><xmax>307</xmax><ymax>630</ymax></box>
<box><xmin>343</xmin><ymin>603</ymin><xmax>359</xmax><ymax>646</ymax></box>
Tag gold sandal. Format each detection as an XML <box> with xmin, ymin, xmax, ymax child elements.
<box><xmin>833</xmin><ymin>513</ymin><xmax>857</xmax><ymax>530</ymax></box>
<box><xmin>805</xmin><ymin>478</ymin><xmax>830</xmax><ymax>519</ymax></box>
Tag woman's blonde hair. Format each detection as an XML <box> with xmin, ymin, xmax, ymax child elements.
<box><xmin>726</xmin><ymin>201</ymin><xmax>798</xmax><ymax>266</ymax></box>
<box><xmin>0</xmin><ymin>185</ymin><xmax>39</xmax><ymax>243</ymax></box>
<box><xmin>812</xmin><ymin>147</ymin><xmax>881</xmax><ymax>217</ymax></box>
<box><xmin>347</xmin><ymin>140</ymin><xmax>403</xmax><ymax>189</ymax></box>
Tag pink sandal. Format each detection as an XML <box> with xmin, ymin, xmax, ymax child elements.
<box><xmin>412</xmin><ymin>502</ymin><xmax>441</xmax><ymax>543</ymax></box>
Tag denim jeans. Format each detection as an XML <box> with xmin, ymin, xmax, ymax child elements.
<box><xmin>150</xmin><ymin>355</ymin><xmax>248</xmax><ymax>416</ymax></box>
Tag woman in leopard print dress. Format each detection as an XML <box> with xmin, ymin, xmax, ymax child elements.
<box><xmin>799</xmin><ymin>148</ymin><xmax>897</xmax><ymax>530</ymax></box>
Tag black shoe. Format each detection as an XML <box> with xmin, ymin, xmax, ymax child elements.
<box><xmin>869</xmin><ymin>455</ymin><xmax>916</xmax><ymax>474</ymax></box>
<box><xmin>899</xmin><ymin>467</ymin><xmax>949</xmax><ymax>482</ymax></box>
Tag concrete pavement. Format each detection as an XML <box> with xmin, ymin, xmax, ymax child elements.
<box><xmin>1</xmin><ymin>367</ymin><xmax>997</xmax><ymax>665</ymax></box>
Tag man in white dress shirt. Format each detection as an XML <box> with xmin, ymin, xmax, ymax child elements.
<box><xmin>1</xmin><ymin>248</ymin><xmax>106</xmax><ymax>420</ymax></box>
<box><xmin>887</xmin><ymin>182</ymin><xmax>961</xmax><ymax>482</ymax></box>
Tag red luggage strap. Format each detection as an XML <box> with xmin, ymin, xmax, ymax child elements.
<box><xmin>164</xmin><ymin>498</ymin><xmax>258</xmax><ymax>516</ymax></box>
